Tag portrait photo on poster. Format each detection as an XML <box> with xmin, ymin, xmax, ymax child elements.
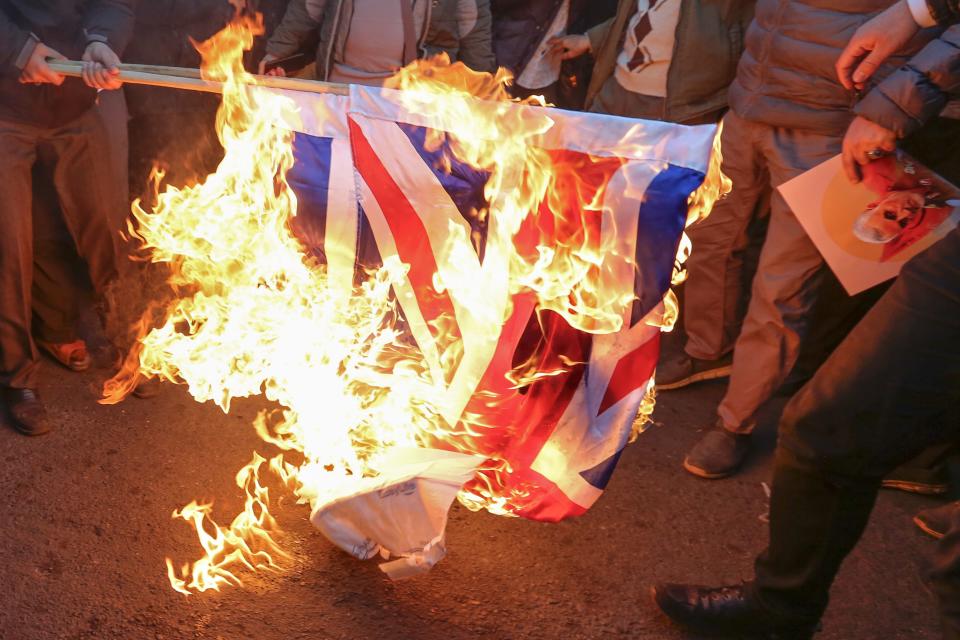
<box><xmin>779</xmin><ymin>151</ymin><xmax>960</xmax><ymax>295</ymax></box>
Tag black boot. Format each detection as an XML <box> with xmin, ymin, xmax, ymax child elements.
<box><xmin>652</xmin><ymin>582</ymin><xmax>820</xmax><ymax>639</ymax></box>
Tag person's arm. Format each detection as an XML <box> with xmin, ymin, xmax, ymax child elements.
<box><xmin>78</xmin><ymin>0</ymin><xmax>135</xmax><ymax>90</ymax></box>
<box><xmin>0</xmin><ymin>9</ymin><xmax>35</xmax><ymax>76</ymax></box>
<box><xmin>838</xmin><ymin>2</ymin><xmax>960</xmax><ymax>181</ymax></box>
<box><xmin>263</xmin><ymin>0</ymin><xmax>324</xmax><ymax>62</ymax></box>
<box><xmin>855</xmin><ymin>24</ymin><xmax>960</xmax><ymax>139</ymax></box>
<box><xmin>584</xmin><ymin>16</ymin><xmax>614</xmax><ymax>56</ymax></box>
<box><xmin>458</xmin><ymin>0</ymin><xmax>496</xmax><ymax>73</ymax></box>
<box><xmin>84</xmin><ymin>0</ymin><xmax>136</xmax><ymax>55</ymax></box>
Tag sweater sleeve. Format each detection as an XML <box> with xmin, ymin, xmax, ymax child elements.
<box><xmin>585</xmin><ymin>16</ymin><xmax>614</xmax><ymax>55</ymax></box>
<box><xmin>0</xmin><ymin>8</ymin><xmax>35</xmax><ymax>75</ymax></box>
<box><xmin>855</xmin><ymin>24</ymin><xmax>960</xmax><ymax>137</ymax></box>
<box><xmin>84</xmin><ymin>0</ymin><xmax>137</xmax><ymax>55</ymax></box>
<box><xmin>266</xmin><ymin>0</ymin><xmax>325</xmax><ymax>58</ymax></box>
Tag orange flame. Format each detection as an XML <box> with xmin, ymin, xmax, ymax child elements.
<box><xmin>109</xmin><ymin>15</ymin><xmax>729</xmax><ymax>593</ymax></box>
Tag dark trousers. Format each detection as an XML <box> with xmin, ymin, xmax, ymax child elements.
<box><xmin>753</xmin><ymin>226</ymin><xmax>960</xmax><ymax>636</ymax></box>
<box><xmin>0</xmin><ymin>107</ymin><xmax>123</xmax><ymax>389</ymax></box>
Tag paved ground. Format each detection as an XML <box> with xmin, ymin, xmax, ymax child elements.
<box><xmin>0</xmin><ymin>354</ymin><xmax>945</xmax><ymax>640</ymax></box>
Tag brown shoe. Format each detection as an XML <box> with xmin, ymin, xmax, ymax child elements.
<box><xmin>2</xmin><ymin>388</ymin><xmax>50</xmax><ymax>436</ymax></box>
<box><xmin>683</xmin><ymin>426</ymin><xmax>750</xmax><ymax>479</ymax></box>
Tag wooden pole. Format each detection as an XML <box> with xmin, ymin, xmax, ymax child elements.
<box><xmin>47</xmin><ymin>60</ymin><xmax>349</xmax><ymax>96</ymax></box>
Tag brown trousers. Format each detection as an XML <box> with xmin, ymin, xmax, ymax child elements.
<box><xmin>0</xmin><ymin>106</ymin><xmax>123</xmax><ymax>389</ymax></box>
<box><xmin>684</xmin><ymin>110</ymin><xmax>841</xmax><ymax>433</ymax></box>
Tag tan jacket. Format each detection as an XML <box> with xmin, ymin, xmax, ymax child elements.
<box><xmin>585</xmin><ymin>0</ymin><xmax>755</xmax><ymax>123</ymax></box>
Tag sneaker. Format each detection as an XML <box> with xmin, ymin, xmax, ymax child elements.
<box><xmin>2</xmin><ymin>388</ymin><xmax>50</xmax><ymax>436</ymax></box>
<box><xmin>683</xmin><ymin>426</ymin><xmax>750</xmax><ymax>479</ymax></box>
<box><xmin>657</xmin><ymin>351</ymin><xmax>733</xmax><ymax>391</ymax></box>
<box><xmin>652</xmin><ymin>582</ymin><xmax>820</xmax><ymax>639</ymax></box>
<box><xmin>913</xmin><ymin>501</ymin><xmax>959</xmax><ymax>539</ymax></box>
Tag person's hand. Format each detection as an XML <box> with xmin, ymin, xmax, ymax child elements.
<box><xmin>836</xmin><ymin>0</ymin><xmax>919</xmax><ymax>91</ymax></box>
<box><xmin>19</xmin><ymin>42</ymin><xmax>66</xmax><ymax>85</ymax></box>
<box><xmin>258</xmin><ymin>53</ymin><xmax>286</xmax><ymax>77</ymax></box>
<box><xmin>842</xmin><ymin>116</ymin><xmax>898</xmax><ymax>183</ymax></box>
<box><xmin>547</xmin><ymin>34</ymin><xmax>590</xmax><ymax>60</ymax></box>
<box><xmin>81</xmin><ymin>42</ymin><xmax>122</xmax><ymax>90</ymax></box>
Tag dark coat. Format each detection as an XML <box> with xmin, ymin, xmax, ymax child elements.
<box><xmin>123</xmin><ymin>0</ymin><xmax>234</xmax><ymax>118</ymax></box>
<box><xmin>0</xmin><ymin>0</ymin><xmax>134</xmax><ymax>127</ymax></box>
<box><xmin>490</xmin><ymin>0</ymin><xmax>616</xmax><ymax>74</ymax></box>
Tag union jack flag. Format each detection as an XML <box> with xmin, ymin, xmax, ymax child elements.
<box><xmin>271</xmin><ymin>85</ymin><xmax>716</xmax><ymax>522</ymax></box>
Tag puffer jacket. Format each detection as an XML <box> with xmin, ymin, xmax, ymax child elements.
<box><xmin>729</xmin><ymin>0</ymin><xmax>940</xmax><ymax>136</ymax></box>
<box><xmin>266</xmin><ymin>0</ymin><xmax>496</xmax><ymax>80</ymax></box>
<box><xmin>856</xmin><ymin>23</ymin><xmax>960</xmax><ymax>137</ymax></box>
<box><xmin>585</xmin><ymin>0</ymin><xmax>756</xmax><ymax>123</ymax></box>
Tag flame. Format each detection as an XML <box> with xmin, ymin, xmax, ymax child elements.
<box><xmin>108</xmin><ymin>14</ymin><xmax>729</xmax><ymax>593</ymax></box>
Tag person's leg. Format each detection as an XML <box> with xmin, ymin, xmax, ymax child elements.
<box><xmin>46</xmin><ymin>107</ymin><xmax>125</xmax><ymax>296</ymax></box>
<box><xmin>756</xmin><ymin>226</ymin><xmax>960</xmax><ymax>621</ymax></box>
<box><xmin>715</xmin><ymin>126</ymin><xmax>841</xmax><ymax>436</ymax></box>
<box><xmin>0</xmin><ymin>120</ymin><xmax>41</xmax><ymax>391</ymax></box>
<box><xmin>656</xmin><ymin>111</ymin><xmax>768</xmax><ymax>395</ymax></box>
<box><xmin>655</xmin><ymin>227</ymin><xmax>960</xmax><ymax>636</ymax></box>
<box><xmin>31</xmin><ymin>152</ymin><xmax>91</xmax><ymax>347</ymax></box>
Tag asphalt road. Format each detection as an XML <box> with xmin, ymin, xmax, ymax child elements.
<box><xmin>0</xmin><ymin>354</ymin><xmax>945</xmax><ymax>640</ymax></box>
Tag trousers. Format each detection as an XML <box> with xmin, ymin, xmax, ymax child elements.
<box><xmin>754</xmin><ymin>226</ymin><xmax>960</xmax><ymax>636</ymax></box>
<box><xmin>683</xmin><ymin>110</ymin><xmax>841</xmax><ymax>432</ymax></box>
<box><xmin>0</xmin><ymin>106</ymin><xmax>123</xmax><ymax>389</ymax></box>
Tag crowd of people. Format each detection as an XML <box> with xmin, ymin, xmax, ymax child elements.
<box><xmin>1</xmin><ymin>0</ymin><xmax>958</xmax><ymax>637</ymax></box>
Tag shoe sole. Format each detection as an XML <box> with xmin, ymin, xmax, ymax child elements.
<box><xmin>913</xmin><ymin>515</ymin><xmax>946</xmax><ymax>540</ymax></box>
<box><xmin>658</xmin><ymin>365</ymin><xmax>733</xmax><ymax>391</ymax></box>
<box><xmin>683</xmin><ymin>457</ymin><xmax>739</xmax><ymax>480</ymax></box>
<box><xmin>881</xmin><ymin>480</ymin><xmax>948</xmax><ymax>496</ymax></box>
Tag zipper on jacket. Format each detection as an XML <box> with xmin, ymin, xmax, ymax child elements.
<box><xmin>324</xmin><ymin>0</ymin><xmax>346</xmax><ymax>81</ymax></box>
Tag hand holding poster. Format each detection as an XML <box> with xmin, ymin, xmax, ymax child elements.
<box><xmin>779</xmin><ymin>151</ymin><xmax>960</xmax><ymax>295</ymax></box>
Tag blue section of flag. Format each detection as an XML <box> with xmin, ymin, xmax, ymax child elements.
<box><xmin>396</xmin><ymin>122</ymin><xmax>490</xmax><ymax>260</ymax></box>
<box><xmin>631</xmin><ymin>164</ymin><xmax>705</xmax><ymax>325</ymax></box>
<box><xmin>579</xmin><ymin>447</ymin><xmax>625</xmax><ymax>490</ymax></box>
<box><xmin>288</xmin><ymin>132</ymin><xmax>333</xmax><ymax>260</ymax></box>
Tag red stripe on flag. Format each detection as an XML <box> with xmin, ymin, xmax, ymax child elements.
<box><xmin>597</xmin><ymin>333</ymin><xmax>660</xmax><ymax>415</ymax></box>
<box><xmin>348</xmin><ymin>117</ymin><xmax>462</xmax><ymax>349</ymax></box>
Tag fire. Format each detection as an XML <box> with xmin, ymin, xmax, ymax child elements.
<box><xmin>108</xmin><ymin>14</ymin><xmax>729</xmax><ymax>594</ymax></box>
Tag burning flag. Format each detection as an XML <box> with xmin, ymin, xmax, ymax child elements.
<box><xmin>107</xmin><ymin>16</ymin><xmax>727</xmax><ymax>593</ymax></box>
